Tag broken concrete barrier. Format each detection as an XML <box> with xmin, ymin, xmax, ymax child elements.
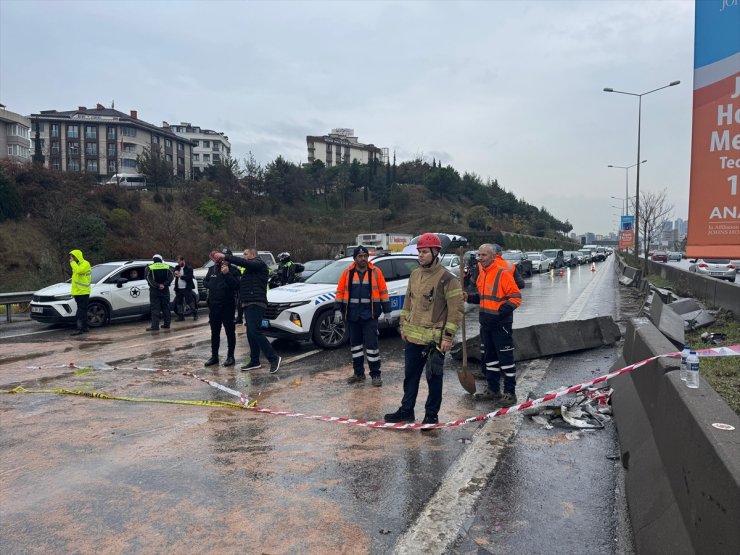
<box><xmin>450</xmin><ymin>315</ymin><xmax>621</xmax><ymax>362</ymax></box>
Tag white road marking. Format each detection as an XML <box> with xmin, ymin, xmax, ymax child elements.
<box><xmin>561</xmin><ymin>258</ymin><xmax>613</xmax><ymax>321</ymax></box>
<box><xmin>0</xmin><ymin>328</ymin><xmax>59</xmax><ymax>340</ymax></box>
<box><xmin>281</xmin><ymin>350</ymin><xmax>321</xmax><ymax>365</ymax></box>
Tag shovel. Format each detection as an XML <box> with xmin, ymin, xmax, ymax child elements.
<box><xmin>456</xmin><ymin>246</ymin><xmax>476</xmax><ymax>394</ymax></box>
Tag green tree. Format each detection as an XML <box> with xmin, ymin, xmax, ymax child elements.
<box><xmin>198</xmin><ymin>194</ymin><xmax>227</xmax><ymax>228</ymax></box>
<box><xmin>137</xmin><ymin>144</ymin><xmax>172</xmax><ymax>189</ymax></box>
<box><xmin>0</xmin><ymin>169</ymin><xmax>23</xmax><ymax>221</ymax></box>
<box><xmin>467</xmin><ymin>205</ymin><xmax>491</xmax><ymax>231</ymax></box>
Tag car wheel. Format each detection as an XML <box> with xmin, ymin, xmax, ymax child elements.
<box><xmin>312</xmin><ymin>309</ymin><xmax>349</xmax><ymax>349</ymax></box>
<box><xmin>87</xmin><ymin>301</ymin><xmax>109</xmax><ymax>328</ymax></box>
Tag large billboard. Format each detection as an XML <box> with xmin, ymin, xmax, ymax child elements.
<box><xmin>686</xmin><ymin>0</ymin><xmax>740</xmax><ymax>258</ymax></box>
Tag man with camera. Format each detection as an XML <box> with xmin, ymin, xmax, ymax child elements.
<box><xmin>203</xmin><ymin>250</ymin><xmax>240</xmax><ymax>367</ymax></box>
<box><xmin>174</xmin><ymin>255</ymin><xmax>198</xmax><ymax>322</ymax></box>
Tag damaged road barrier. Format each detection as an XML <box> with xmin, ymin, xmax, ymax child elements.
<box><xmin>7</xmin><ymin>345</ymin><xmax>739</xmax><ymax>431</ymax></box>
<box><xmin>524</xmin><ymin>386</ymin><xmax>612</xmax><ymax>430</ymax></box>
<box><xmin>701</xmin><ymin>332</ymin><xmax>727</xmax><ymax>344</ymax></box>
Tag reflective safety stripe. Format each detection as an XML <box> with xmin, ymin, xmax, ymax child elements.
<box><xmin>500</xmin><ymin>364</ymin><xmax>515</xmax><ymax>370</ymax></box>
<box><xmin>348</xmin><ymin>298</ymin><xmax>371</xmax><ymax>303</ymax></box>
<box><xmin>352</xmin><ymin>351</ymin><xmax>364</xmax><ymax>359</ymax></box>
<box><xmin>351</xmin><ymin>345</ymin><xmax>363</xmax><ymax>352</ymax></box>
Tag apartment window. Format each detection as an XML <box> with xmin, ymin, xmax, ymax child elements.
<box><xmin>108</xmin><ymin>160</ymin><xmax>117</xmax><ymax>173</ymax></box>
<box><xmin>86</xmin><ymin>159</ymin><xmax>98</xmax><ymax>172</ymax></box>
<box><xmin>6</xmin><ymin>124</ymin><xmax>30</xmax><ymax>139</ymax></box>
<box><xmin>107</xmin><ymin>144</ymin><xmax>117</xmax><ymax>157</ymax></box>
<box><xmin>67</xmin><ymin>125</ymin><xmax>79</xmax><ymax>139</ymax></box>
<box><xmin>203</xmin><ymin>154</ymin><xmax>210</xmax><ymax>162</ymax></box>
<box><xmin>121</xmin><ymin>127</ymin><xmax>136</xmax><ymax>137</ymax></box>
<box><xmin>85</xmin><ymin>142</ymin><xmax>98</xmax><ymax>156</ymax></box>
<box><xmin>152</xmin><ymin>135</ymin><xmax>160</xmax><ymax>144</ymax></box>
<box><xmin>177</xmin><ymin>142</ymin><xmax>183</xmax><ymax>151</ymax></box>
<box><xmin>85</xmin><ymin>126</ymin><xmax>97</xmax><ymax>139</ymax></box>
<box><xmin>202</xmin><ymin>140</ymin><xmax>210</xmax><ymax>148</ymax></box>
<box><xmin>177</xmin><ymin>156</ymin><xmax>184</xmax><ymax>166</ymax></box>
<box><xmin>213</xmin><ymin>154</ymin><xmax>220</xmax><ymax>163</ymax></box>
<box><xmin>193</xmin><ymin>153</ymin><xmax>199</xmax><ymax>161</ymax></box>
<box><xmin>51</xmin><ymin>124</ymin><xmax>60</xmax><ymax>138</ymax></box>
<box><xmin>51</xmin><ymin>141</ymin><xmax>61</xmax><ymax>155</ymax></box>
<box><xmin>193</xmin><ymin>140</ymin><xmax>199</xmax><ymax>147</ymax></box>
<box><xmin>122</xmin><ymin>158</ymin><xmax>137</xmax><ymax>169</ymax></box>
<box><xmin>67</xmin><ymin>141</ymin><xmax>80</xmax><ymax>156</ymax></box>
<box><xmin>107</xmin><ymin>126</ymin><xmax>116</xmax><ymax>140</ymax></box>
<box><xmin>212</xmin><ymin>142</ymin><xmax>219</xmax><ymax>152</ymax></box>
<box><xmin>7</xmin><ymin>144</ymin><xmax>30</xmax><ymax>157</ymax></box>
<box><xmin>165</xmin><ymin>139</ymin><xmax>172</xmax><ymax>148</ymax></box>
<box><xmin>123</xmin><ymin>143</ymin><xmax>135</xmax><ymax>153</ymax></box>
<box><xmin>165</xmin><ymin>154</ymin><xmax>172</xmax><ymax>162</ymax></box>
<box><xmin>52</xmin><ymin>160</ymin><xmax>61</xmax><ymax>170</ymax></box>
<box><xmin>68</xmin><ymin>159</ymin><xmax>80</xmax><ymax>171</ymax></box>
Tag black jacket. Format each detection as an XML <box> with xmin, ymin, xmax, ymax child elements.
<box><xmin>174</xmin><ymin>264</ymin><xmax>195</xmax><ymax>290</ymax></box>
<box><xmin>225</xmin><ymin>254</ymin><xmax>269</xmax><ymax>305</ymax></box>
<box><xmin>203</xmin><ymin>263</ymin><xmax>240</xmax><ymax>307</ymax></box>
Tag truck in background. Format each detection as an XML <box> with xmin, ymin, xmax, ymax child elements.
<box><xmin>353</xmin><ymin>233</ymin><xmax>413</xmax><ymax>253</ymax></box>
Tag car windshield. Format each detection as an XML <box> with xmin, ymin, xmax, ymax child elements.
<box><xmin>304</xmin><ymin>259</ymin><xmax>353</xmax><ymax>284</ymax></box>
<box><xmin>502</xmin><ymin>252</ymin><xmax>520</xmax><ymax>261</ymax></box>
<box><xmin>91</xmin><ymin>264</ymin><xmax>121</xmax><ymax>283</ymax></box>
<box><xmin>303</xmin><ymin>260</ymin><xmax>331</xmax><ymax>271</ymax></box>
<box><xmin>529</xmin><ymin>254</ymin><xmax>542</xmax><ymax>261</ymax></box>
<box><xmin>542</xmin><ymin>250</ymin><xmax>558</xmax><ymax>257</ymax></box>
<box><xmin>258</xmin><ymin>254</ymin><xmax>273</xmax><ymax>265</ymax></box>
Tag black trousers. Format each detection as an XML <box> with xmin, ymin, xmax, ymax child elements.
<box><xmin>209</xmin><ymin>304</ymin><xmax>236</xmax><ymax>357</ymax></box>
<box><xmin>348</xmin><ymin>318</ymin><xmax>381</xmax><ymax>377</ymax></box>
<box><xmin>480</xmin><ymin>320</ymin><xmax>516</xmax><ymax>395</ymax></box>
<box><xmin>74</xmin><ymin>294</ymin><xmax>89</xmax><ymax>331</ymax></box>
<box><xmin>149</xmin><ymin>290</ymin><xmax>171</xmax><ymax>328</ymax></box>
<box><xmin>400</xmin><ymin>342</ymin><xmax>444</xmax><ymax>418</ymax></box>
<box><xmin>174</xmin><ymin>289</ymin><xmax>197</xmax><ymax>318</ymax></box>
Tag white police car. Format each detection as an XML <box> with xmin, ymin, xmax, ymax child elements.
<box><xmin>30</xmin><ymin>259</ymin><xmax>198</xmax><ymax>328</ymax></box>
<box><xmin>264</xmin><ymin>253</ymin><xmax>421</xmax><ymax>349</ymax></box>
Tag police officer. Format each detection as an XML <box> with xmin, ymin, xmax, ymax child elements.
<box><xmin>203</xmin><ymin>250</ymin><xmax>240</xmax><ymax>366</ymax></box>
<box><xmin>145</xmin><ymin>254</ymin><xmax>174</xmax><ymax>331</ymax></box>
<box><xmin>276</xmin><ymin>252</ymin><xmax>297</xmax><ymax>286</ymax></box>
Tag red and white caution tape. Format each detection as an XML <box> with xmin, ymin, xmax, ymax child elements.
<box><xmin>24</xmin><ymin>344</ymin><xmax>740</xmax><ymax>431</ymax></box>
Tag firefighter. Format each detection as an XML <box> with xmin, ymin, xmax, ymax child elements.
<box><xmin>334</xmin><ymin>245</ymin><xmax>391</xmax><ymax>387</ymax></box>
<box><xmin>145</xmin><ymin>254</ymin><xmax>174</xmax><ymax>331</ymax></box>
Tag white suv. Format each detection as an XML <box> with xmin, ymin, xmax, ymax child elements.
<box><xmin>30</xmin><ymin>260</ymin><xmax>198</xmax><ymax>328</ymax></box>
<box><xmin>264</xmin><ymin>253</ymin><xmax>421</xmax><ymax>349</ymax></box>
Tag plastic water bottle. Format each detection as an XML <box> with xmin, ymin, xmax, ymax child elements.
<box><xmin>680</xmin><ymin>345</ymin><xmax>691</xmax><ymax>381</ymax></box>
<box><xmin>686</xmin><ymin>350</ymin><xmax>700</xmax><ymax>389</ymax></box>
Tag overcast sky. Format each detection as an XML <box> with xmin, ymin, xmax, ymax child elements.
<box><xmin>0</xmin><ymin>0</ymin><xmax>695</xmax><ymax>235</ymax></box>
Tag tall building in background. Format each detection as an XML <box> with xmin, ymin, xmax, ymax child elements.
<box><xmin>29</xmin><ymin>105</ymin><xmax>193</xmax><ymax>180</ymax></box>
<box><xmin>166</xmin><ymin>122</ymin><xmax>231</xmax><ymax>178</ymax></box>
<box><xmin>0</xmin><ymin>104</ymin><xmax>31</xmax><ymax>161</ymax></box>
<box><xmin>306</xmin><ymin>128</ymin><xmax>387</xmax><ymax>167</ymax></box>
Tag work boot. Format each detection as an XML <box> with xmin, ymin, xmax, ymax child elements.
<box><xmin>474</xmin><ymin>387</ymin><xmax>502</xmax><ymax>402</ymax></box>
<box><xmin>371</xmin><ymin>376</ymin><xmax>383</xmax><ymax>387</ymax></box>
<box><xmin>497</xmin><ymin>392</ymin><xmax>518</xmax><ymax>408</ymax></box>
<box><xmin>204</xmin><ymin>356</ymin><xmax>219</xmax><ymax>367</ymax></box>
<box><xmin>162</xmin><ymin>324</ymin><xmax>170</xmax><ymax>329</ymax></box>
<box><xmin>145</xmin><ymin>327</ymin><xmax>159</xmax><ymax>331</ymax></box>
<box><xmin>223</xmin><ymin>356</ymin><xmax>236</xmax><ymax>367</ymax></box>
<box><xmin>347</xmin><ymin>374</ymin><xmax>366</xmax><ymax>384</ymax></box>
<box><xmin>71</xmin><ymin>330</ymin><xmax>84</xmax><ymax>336</ymax></box>
<box><xmin>420</xmin><ymin>414</ymin><xmax>439</xmax><ymax>432</ymax></box>
<box><xmin>384</xmin><ymin>408</ymin><xmax>415</xmax><ymax>423</ymax></box>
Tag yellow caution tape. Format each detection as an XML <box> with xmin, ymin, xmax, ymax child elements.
<box><xmin>1</xmin><ymin>386</ymin><xmax>258</xmax><ymax>409</ymax></box>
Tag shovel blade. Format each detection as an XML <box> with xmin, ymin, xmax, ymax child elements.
<box><xmin>457</xmin><ymin>369</ymin><xmax>476</xmax><ymax>394</ymax></box>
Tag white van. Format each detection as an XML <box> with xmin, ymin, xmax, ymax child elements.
<box><xmin>106</xmin><ymin>173</ymin><xmax>147</xmax><ymax>190</ymax></box>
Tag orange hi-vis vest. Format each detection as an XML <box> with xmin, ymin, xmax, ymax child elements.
<box><xmin>476</xmin><ymin>262</ymin><xmax>522</xmax><ymax>316</ymax></box>
<box><xmin>335</xmin><ymin>261</ymin><xmax>390</xmax><ymax>318</ymax></box>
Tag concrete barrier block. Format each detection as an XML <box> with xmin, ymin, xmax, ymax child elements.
<box><xmin>647</xmin><ymin>294</ymin><xmax>685</xmax><ymax>346</ymax></box>
<box><xmin>512</xmin><ymin>326</ymin><xmax>540</xmax><ymax>361</ymax></box>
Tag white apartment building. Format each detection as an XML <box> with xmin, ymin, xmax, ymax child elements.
<box><xmin>166</xmin><ymin>122</ymin><xmax>231</xmax><ymax>178</ymax></box>
<box><xmin>29</xmin><ymin>104</ymin><xmax>194</xmax><ymax>180</ymax></box>
<box><xmin>0</xmin><ymin>104</ymin><xmax>31</xmax><ymax>161</ymax></box>
<box><xmin>307</xmin><ymin>128</ymin><xmax>387</xmax><ymax>167</ymax></box>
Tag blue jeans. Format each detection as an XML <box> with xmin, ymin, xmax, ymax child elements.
<box><xmin>244</xmin><ymin>304</ymin><xmax>277</xmax><ymax>365</ymax></box>
<box><xmin>400</xmin><ymin>342</ymin><xmax>443</xmax><ymax>418</ymax></box>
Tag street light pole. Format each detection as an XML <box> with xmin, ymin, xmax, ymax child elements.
<box><xmin>608</xmin><ymin>159</ymin><xmax>647</xmax><ymax>216</ymax></box>
<box><xmin>604</xmin><ymin>81</ymin><xmax>679</xmax><ymax>258</ymax></box>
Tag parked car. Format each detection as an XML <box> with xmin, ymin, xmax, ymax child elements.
<box><xmin>688</xmin><ymin>259</ymin><xmax>736</xmax><ymax>282</ymax></box>
<box><xmin>578</xmin><ymin>248</ymin><xmax>593</xmax><ymax>263</ymax></box>
<box><xmin>30</xmin><ymin>260</ymin><xmax>198</xmax><ymax>328</ymax></box>
<box><xmin>527</xmin><ymin>253</ymin><xmax>552</xmax><ymax>273</ymax></box>
<box><xmin>263</xmin><ymin>253</ymin><xmax>420</xmax><ymax>349</ymax></box>
<box><xmin>297</xmin><ymin>259</ymin><xmax>334</xmax><ymax>281</ymax></box>
<box><xmin>731</xmin><ymin>259</ymin><xmax>740</xmax><ymax>274</ymax></box>
<box><xmin>542</xmin><ymin>249</ymin><xmax>565</xmax><ymax>269</ymax></box>
<box><xmin>667</xmin><ymin>252</ymin><xmax>682</xmax><ymax>262</ymax></box>
<box><xmin>440</xmin><ymin>253</ymin><xmax>462</xmax><ymax>279</ymax></box>
<box><xmin>502</xmin><ymin>250</ymin><xmax>533</xmax><ymax>277</ymax></box>
<box><xmin>651</xmin><ymin>251</ymin><xmax>668</xmax><ymax>263</ymax></box>
<box><xmin>563</xmin><ymin>251</ymin><xmax>581</xmax><ymax>267</ymax></box>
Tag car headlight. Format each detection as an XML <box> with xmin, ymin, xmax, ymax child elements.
<box><xmin>54</xmin><ymin>294</ymin><xmax>73</xmax><ymax>300</ymax></box>
<box><xmin>283</xmin><ymin>301</ymin><xmax>310</xmax><ymax>309</ymax></box>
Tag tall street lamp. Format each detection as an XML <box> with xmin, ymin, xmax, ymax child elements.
<box><xmin>608</xmin><ymin>159</ymin><xmax>646</xmax><ymax>216</ymax></box>
<box><xmin>253</xmin><ymin>219</ymin><xmax>266</xmax><ymax>249</ymax></box>
<box><xmin>604</xmin><ymin>81</ymin><xmax>680</xmax><ymax>257</ymax></box>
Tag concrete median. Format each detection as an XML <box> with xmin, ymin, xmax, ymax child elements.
<box><xmin>450</xmin><ymin>315</ymin><xmax>621</xmax><ymax>363</ymax></box>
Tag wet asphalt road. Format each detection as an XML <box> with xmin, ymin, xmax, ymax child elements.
<box><xmin>0</xmin><ymin>258</ymin><xmax>635</xmax><ymax>553</ymax></box>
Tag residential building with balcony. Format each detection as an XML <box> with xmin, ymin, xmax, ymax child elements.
<box><xmin>166</xmin><ymin>122</ymin><xmax>231</xmax><ymax>178</ymax></box>
<box><xmin>29</xmin><ymin>104</ymin><xmax>193</xmax><ymax>180</ymax></box>
<box><xmin>306</xmin><ymin>128</ymin><xmax>387</xmax><ymax>167</ymax></box>
<box><xmin>0</xmin><ymin>104</ymin><xmax>31</xmax><ymax>161</ymax></box>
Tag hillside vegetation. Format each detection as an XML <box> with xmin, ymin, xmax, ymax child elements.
<box><xmin>0</xmin><ymin>156</ymin><xmax>579</xmax><ymax>292</ymax></box>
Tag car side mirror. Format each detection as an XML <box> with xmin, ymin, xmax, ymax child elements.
<box><xmin>689</xmin><ymin>259</ymin><xmax>697</xmax><ymax>263</ymax></box>
<box><xmin>116</xmin><ymin>277</ymin><xmax>129</xmax><ymax>288</ymax></box>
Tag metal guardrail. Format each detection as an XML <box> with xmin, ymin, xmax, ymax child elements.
<box><xmin>0</xmin><ymin>291</ymin><xmax>34</xmax><ymax>323</ymax></box>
